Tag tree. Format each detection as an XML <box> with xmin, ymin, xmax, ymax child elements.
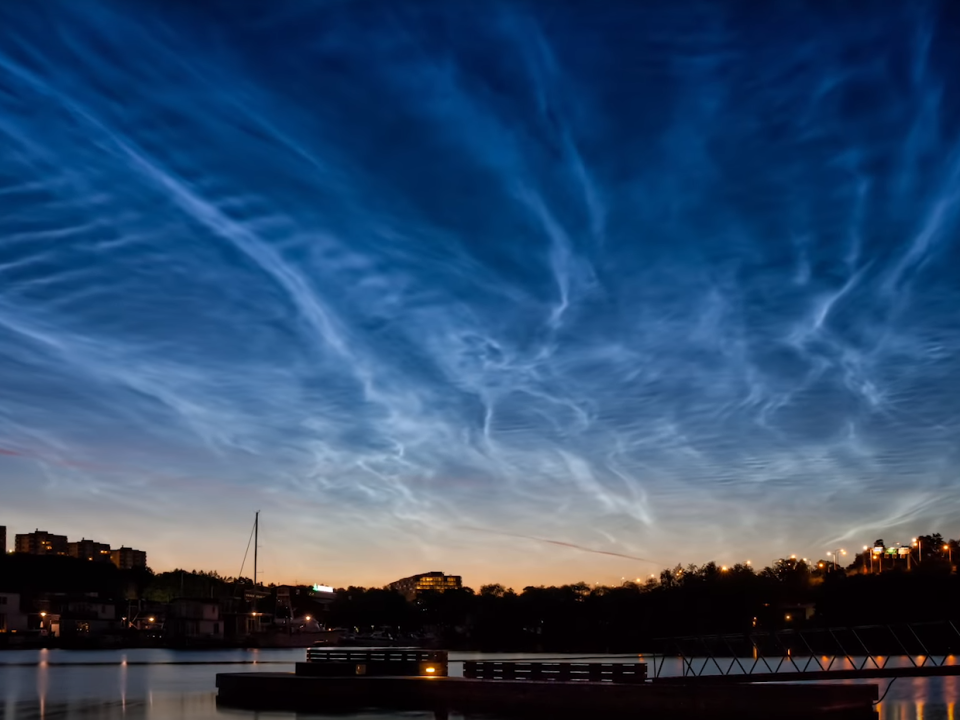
<box><xmin>659</xmin><ymin>566</ymin><xmax>680</xmax><ymax>589</ymax></box>
<box><xmin>480</xmin><ymin>583</ymin><xmax>508</xmax><ymax>597</ymax></box>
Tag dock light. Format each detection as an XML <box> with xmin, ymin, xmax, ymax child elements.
<box><xmin>424</xmin><ymin>666</ymin><xmax>436</xmax><ymax>674</ymax></box>
<box><xmin>305</xmin><ymin>616</ymin><xmax>311</xmax><ymax>622</ymax></box>
<box><xmin>40</xmin><ymin>612</ymin><xmax>46</xmax><ymax>617</ymax></box>
<box><xmin>148</xmin><ymin>617</ymin><xmax>155</xmax><ymax>623</ymax></box>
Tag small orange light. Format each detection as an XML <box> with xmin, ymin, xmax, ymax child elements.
<box><xmin>425</xmin><ymin>666</ymin><xmax>436</xmax><ymax>674</ymax></box>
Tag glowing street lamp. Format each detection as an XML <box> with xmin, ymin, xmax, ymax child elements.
<box><xmin>912</xmin><ymin>538</ymin><xmax>922</xmax><ymax>564</ymax></box>
<box><xmin>827</xmin><ymin>549</ymin><xmax>847</xmax><ymax>570</ymax></box>
<box><xmin>944</xmin><ymin>544</ymin><xmax>952</xmax><ymax>564</ymax></box>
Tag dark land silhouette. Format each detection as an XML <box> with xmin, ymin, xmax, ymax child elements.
<box><xmin>2</xmin><ymin>534</ymin><xmax>958</xmax><ymax>652</ymax></box>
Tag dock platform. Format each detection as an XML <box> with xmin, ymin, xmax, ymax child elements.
<box><xmin>216</xmin><ymin>671</ymin><xmax>879</xmax><ymax>718</ymax></box>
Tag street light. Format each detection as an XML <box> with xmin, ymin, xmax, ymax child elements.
<box><xmin>944</xmin><ymin>544</ymin><xmax>952</xmax><ymax>564</ymax></box>
<box><xmin>827</xmin><ymin>549</ymin><xmax>847</xmax><ymax>570</ymax></box>
<box><xmin>912</xmin><ymin>538</ymin><xmax>922</xmax><ymax>564</ymax></box>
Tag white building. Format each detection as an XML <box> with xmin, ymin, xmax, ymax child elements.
<box><xmin>168</xmin><ymin>599</ymin><xmax>223</xmax><ymax>640</ymax></box>
<box><xmin>0</xmin><ymin>592</ymin><xmax>29</xmax><ymax>633</ymax></box>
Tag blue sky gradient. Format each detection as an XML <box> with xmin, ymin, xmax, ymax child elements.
<box><xmin>2</xmin><ymin>1</ymin><xmax>960</xmax><ymax>587</ymax></box>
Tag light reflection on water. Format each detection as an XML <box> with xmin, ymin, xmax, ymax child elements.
<box><xmin>1</xmin><ymin>649</ymin><xmax>959</xmax><ymax>719</ymax></box>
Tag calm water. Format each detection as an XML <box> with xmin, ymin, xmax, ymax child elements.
<box><xmin>1</xmin><ymin>649</ymin><xmax>958</xmax><ymax>719</ymax></box>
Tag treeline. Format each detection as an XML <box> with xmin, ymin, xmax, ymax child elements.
<box><xmin>4</xmin><ymin>533</ymin><xmax>959</xmax><ymax>653</ymax></box>
<box><xmin>329</xmin><ymin>548</ymin><xmax>960</xmax><ymax>652</ymax></box>
<box><xmin>0</xmin><ymin>555</ymin><xmax>253</xmax><ymax>606</ymax></box>
<box><xmin>143</xmin><ymin>568</ymin><xmax>253</xmax><ymax>602</ymax></box>
<box><xmin>0</xmin><ymin>553</ymin><xmax>153</xmax><ymax>599</ymax></box>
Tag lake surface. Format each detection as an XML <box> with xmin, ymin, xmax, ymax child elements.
<box><xmin>1</xmin><ymin>649</ymin><xmax>958</xmax><ymax>719</ymax></box>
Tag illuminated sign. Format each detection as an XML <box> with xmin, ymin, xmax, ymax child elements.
<box><xmin>312</xmin><ymin>584</ymin><xmax>334</xmax><ymax>593</ymax></box>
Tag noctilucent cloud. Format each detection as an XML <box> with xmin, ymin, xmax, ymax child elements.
<box><xmin>2</xmin><ymin>2</ymin><xmax>960</xmax><ymax>588</ymax></box>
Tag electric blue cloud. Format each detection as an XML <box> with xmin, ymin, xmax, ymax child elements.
<box><xmin>1</xmin><ymin>1</ymin><xmax>959</xmax><ymax>586</ymax></box>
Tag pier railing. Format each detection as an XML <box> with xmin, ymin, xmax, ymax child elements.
<box><xmin>301</xmin><ymin>647</ymin><xmax>448</xmax><ymax>677</ymax></box>
<box><xmin>651</xmin><ymin>620</ymin><xmax>960</xmax><ymax>682</ymax></box>
<box><xmin>463</xmin><ymin>661</ymin><xmax>647</xmax><ymax>683</ymax></box>
<box><xmin>306</xmin><ymin>648</ymin><xmax>446</xmax><ymax>664</ymax></box>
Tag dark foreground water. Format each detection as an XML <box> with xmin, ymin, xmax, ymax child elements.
<box><xmin>1</xmin><ymin>650</ymin><xmax>959</xmax><ymax>719</ymax></box>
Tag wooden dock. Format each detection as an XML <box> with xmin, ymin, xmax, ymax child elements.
<box><xmin>216</xmin><ymin>671</ymin><xmax>878</xmax><ymax>718</ymax></box>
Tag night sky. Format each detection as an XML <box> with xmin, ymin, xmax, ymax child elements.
<box><xmin>2</xmin><ymin>2</ymin><xmax>960</xmax><ymax>587</ymax></box>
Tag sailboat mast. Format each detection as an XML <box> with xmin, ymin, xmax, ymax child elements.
<box><xmin>253</xmin><ymin>511</ymin><xmax>259</xmax><ymax>594</ymax></box>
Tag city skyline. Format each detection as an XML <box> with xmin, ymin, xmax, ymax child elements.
<box><xmin>3</xmin><ymin>2</ymin><xmax>960</xmax><ymax>588</ymax></box>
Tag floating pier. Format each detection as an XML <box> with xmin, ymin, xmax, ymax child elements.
<box><xmin>215</xmin><ymin>648</ymin><xmax>879</xmax><ymax>719</ymax></box>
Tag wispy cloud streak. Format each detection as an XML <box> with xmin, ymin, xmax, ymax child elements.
<box><xmin>0</xmin><ymin>1</ymin><xmax>958</xmax><ymax>584</ymax></box>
